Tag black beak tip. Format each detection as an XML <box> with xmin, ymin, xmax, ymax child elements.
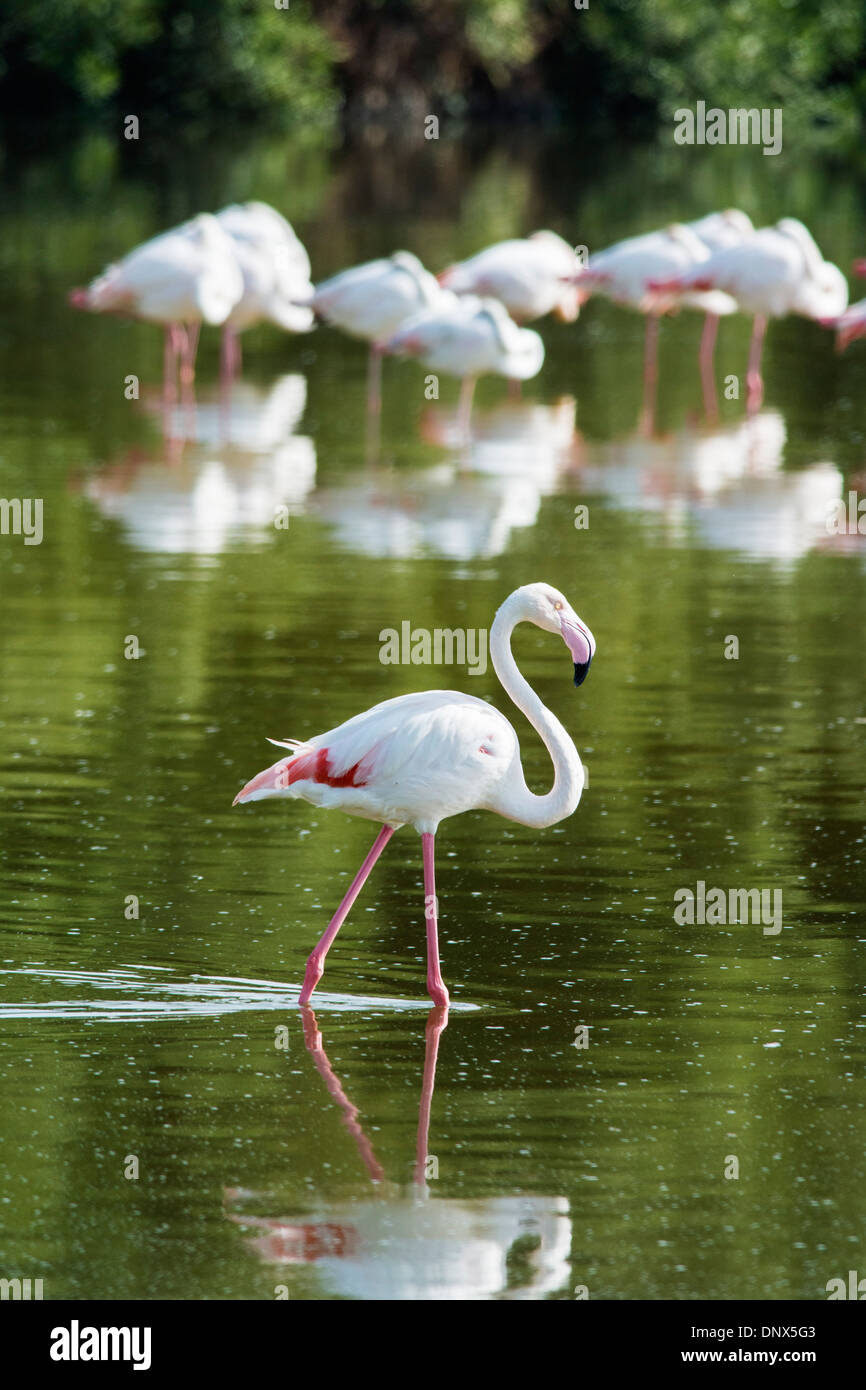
<box><xmin>573</xmin><ymin>660</ymin><xmax>591</xmax><ymax>688</ymax></box>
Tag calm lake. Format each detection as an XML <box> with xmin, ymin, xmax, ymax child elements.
<box><xmin>0</xmin><ymin>130</ymin><xmax>864</xmax><ymax>1300</ymax></box>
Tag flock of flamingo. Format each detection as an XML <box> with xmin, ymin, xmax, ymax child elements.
<box><xmin>71</xmin><ymin>201</ymin><xmax>863</xmax><ymax>440</ymax></box>
<box><xmin>71</xmin><ymin>201</ymin><xmax>860</xmax><ymax>1007</ymax></box>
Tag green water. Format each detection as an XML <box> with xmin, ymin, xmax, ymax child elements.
<box><xmin>0</xmin><ymin>133</ymin><xmax>864</xmax><ymax>1301</ymax></box>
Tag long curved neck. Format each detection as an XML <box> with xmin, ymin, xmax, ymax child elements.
<box><xmin>488</xmin><ymin>598</ymin><xmax>585</xmax><ymax>829</ymax></box>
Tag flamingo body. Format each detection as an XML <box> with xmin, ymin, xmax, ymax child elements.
<box><xmin>653</xmin><ymin>218</ymin><xmax>848</xmax><ymax>321</ymax></box>
<box><xmin>687</xmin><ymin>208</ymin><xmax>755</xmax><ymax>254</ymax></box>
<box><xmin>216</xmin><ymin>201</ymin><xmax>315</xmax><ymax>335</ymax></box>
<box><xmin>311</xmin><ymin>251</ymin><xmax>442</xmax><ymax>343</ymax></box>
<box><xmin>579</xmin><ymin>223</ymin><xmax>735</xmax><ymax>316</ymax></box>
<box><xmin>438</xmin><ymin>231</ymin><xmax>582</xmax><ymax>322</ymax></box>
<box><xmin>72</xmin><ymin>213</ymin><xmax>243</xmax><ymax>326</ymax></box>
<box><xmin>234</xmin><ymin>690</ymin><xmax>521</xmax><ymax>832</ymax></box>
<box><xmin>384</xmin><ymin>295</ymin><xmax>544</xmax><ymax>381</ymax></box>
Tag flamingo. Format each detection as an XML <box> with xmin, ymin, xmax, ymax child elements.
<box><xmin>69</xmin><ymin>213</ymin><xmax>244</xmax><ymax>406</ymax></box>
<box><xmin>437</xmin><ymin>230</ymin><xmax>582</xmax><ymax>323</ymax></box>
<box><xmin>829</xmin><ymin>298</ymin><xmax>866</xmax><ymax>351</ymax></box>
<box><xmin>214</xmin><ymin>202</ymin><xmax>315</xmax><ymax>385</ymax></box>
<box><xmin>684</xmin><ymin>209</ymin><xmax>755</xmax><ymax>395</ymax></box>
<box><xmin>650</xmin><ymin>218</ymin><xmax>848</xmax><ymax>411</ymax></box>
<box><xmin>232</xmin><ymin>582</ymin><xmax>595</xmax><ymax>1008</ymax></box>
<box><xmin>381</xmin><ymin>295</ymin><xmax>544</xmax><ymax>438</ymax></box>
<box><xmin>309</xmin><ymin>251</ymin><xmax>443</xmax><ymax>412</ymax></box>
<box><xmin>570</xmin><ymin>221</ymin><xmax>738</xmax><ymax>429</ymax></box>
<box><xmin>823</xmin><ymin>259</ymin><xmax>866</xmax><ymax>351</ymax></box>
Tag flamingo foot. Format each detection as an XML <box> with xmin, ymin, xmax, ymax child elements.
<box><xmin>299</xmin><ymin>955</ymin><xmax>324</xmax><ymax>1006</ymax></box>
<box><xmin>746</xmin><ymin>370</ymin><xmax>764</xmax><ymax>413</ymax></box>
<box><xmin>426</xmin><ymin>977</ymin><xmax>450</xmax><ymax>1008</ymax></box>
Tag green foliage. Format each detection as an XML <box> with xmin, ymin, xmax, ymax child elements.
<box><xmin>0</xmin><ymin>0</ymin><xmax>340</xmax><ymax>131</ymax></box>
<box><xmin>0</xmin><ymin>0</ymin><xmax>864</xmax><ymax>142</ymax></box>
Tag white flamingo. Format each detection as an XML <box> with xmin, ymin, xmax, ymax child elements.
<box><xmin>381</xmin><ymin>295</ymin><xmax>544</xmax><ymax>437</ymax></box>
<box><xmin>233</xmin><ymin>583</ymin><xmax>595</xmax><ymax>1008</ymax></box>
<box><xmin>437</xmin><ymin>231</ymin><xmax>582</xmax><ymax>323</ymax></box>
<box><xmin>310</xmin><ymin>251</ymin><xmax>443</xmax><ymax>411</ymax></box>
<box><xmin>684</xmin><ymin>209</ymin><xmax>755</xmax><ymax>382</ymax></box>
<box><xmin>823</xmin><ymin>259</ymin><xmax>866</xmax><ymax>350</ymax></box>
<box><xmin>69</xmin><ymin>213</ymin><xmax>243</xmax><ymax>402</ymax></box>
<box><xmin>571</xmin><ymin>220</ymin><xmax>739</xmax><ymax>427</ymax></box>
<box><xmin>215</xmin><ymin>201</ymin><xmax>314</xmax><ymax>383</ymax></box>
<box><xmin>650</xmin><ymin>218</ymin><xmax>848</xmax><ymax>410</ymax></box>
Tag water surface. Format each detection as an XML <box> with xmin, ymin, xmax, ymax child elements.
<box><xmin>0</xmin><ymin>134</ymin><xmax>864</xmax><ymax>1300</ymax></box>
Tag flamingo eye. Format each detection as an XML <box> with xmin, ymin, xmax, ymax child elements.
<box><xmin>553</xmin><ymin>600</ymin><xmax>563</xmax><ymax>610</ymax></box>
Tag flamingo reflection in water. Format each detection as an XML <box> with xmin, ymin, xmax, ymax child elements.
<box><xmin>311</xmin><ymin>398</ymin><xmax>579</xmax><ymax>562</ymax></box>
<box><xmin>225</xmin><ymin>1008</ymin><xmax>572</xmax><ymax>1300</ymax></box>
<box><xmin>82</xmin><ymin>375</ymin><xmax>316</xmax><ymax>554</ymax></box>
<box><xmin>577</xmin><ymin>409</ymin><xmax>844</xmax><ymax>564</ymax></box>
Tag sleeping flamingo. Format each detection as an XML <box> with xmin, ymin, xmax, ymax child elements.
<box><xmin>650</xmin><ymin>217</ymin><xmax>848</xmax><ymax>411</ymax></box>
<box><xmin>309</xmin><ymin>251</ymin><xmax>443</xmax><ymax>412</ymax></box>
<box><xmin>437</xmin><ymin>231</ymin><xmax>583</xmax><ymax>323</ymax></box>
<box><xmin>381</xmin><ymin>294</ymin><xmax>544</xmax><ymax>438</ymax></box>
<box><xmin>69</xmin><ymin>213</ymin><xmax>244</xmax><ymax>404</ymax></box>
<box><xmin>233</xmin><ymin>582</ymin><xmax>595</xmax><ymax>1007</ymax></box>
<box><xmin>215</xmin><ymin>201</ymin><xmax>314</xmax><ymax>385</ymax></box>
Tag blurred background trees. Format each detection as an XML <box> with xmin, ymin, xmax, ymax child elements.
<box><xmin>1</xmin><ymin>0</ymin><xmax>864</xmax><ymax>146</ymax></box>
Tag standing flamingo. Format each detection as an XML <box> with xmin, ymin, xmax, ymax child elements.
<box><xmin>437</xmin><ymin>231</ymin><xmax>583</xmax><ymax>323</ymax></box>
<box><xmin>69</xmin><ymin>213</ymin><xmax>244</xmax><ymax>406</ymax></box>
<box><xmin>823</xmin><ymin>259</ymin><xmax>866</xmax><ymax>350</ymax></box>
<box><xmin>233</xmin><ymin>583</ymin><xmax>595</xmax><ymax>1007</ymax></box>
<box><xmin>381</xmin><ymin>295</ymin><xmax>544</xmax><ymax>439</ymax></box>
<box><xmin>650</xmin><ymin>218</ymin><xmax>848</xmax><ymax>411</ymax></box>
<box><xmin>215</xmin><ymin>201</ymin><xmax>315</xmax><ymax>385</ymax></box>
<box><xmin>309</xmin><ymin>251</ymin><xmax>443</xmax><ymax>413</ymax></box>
<box><xmin>570</xmin><ymin>221</ymin><xmax>738</xmax><ymax>429</ymax></box>
<box><xmin>684</xmin><ymin>210</ymin><xmax>755</xmax><ymax>402</ymax></box>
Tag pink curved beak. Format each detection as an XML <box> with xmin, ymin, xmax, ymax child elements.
<box><xmin>561</xmin><ymin>616</ymin><xmax>595</xmax><ymax>686</ymax></box>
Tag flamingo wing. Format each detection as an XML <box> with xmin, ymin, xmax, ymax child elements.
<box><xmin>252</xmin><ymin>690</ymin><xmax>519</xmax><ymax>826</ymax></box>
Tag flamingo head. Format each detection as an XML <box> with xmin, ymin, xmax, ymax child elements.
<box><xmin>513</xmin><ymin>582</ymin><xmax>596</xmax><ymax>687</ymax></box>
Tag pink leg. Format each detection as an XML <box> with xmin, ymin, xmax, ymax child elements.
<box><xmin>638</xmin><ymin>314</ymin><xmax>660</xmax><ymax>436</ymax></box>
<box><xmin>163</xmin><ymin>324</ymin><xmax>180</xmax><ymax>409</ymax></box>
<box><xmin>507</xmin><ymin>378</ymin><xmax>521</xmax><ymax>402</ymax></box>
<box><xmin>180</xmin><ymin>321</ymin><xmax>200</xmax><ymax>385</ymax></box>
<box><xmin>220</xmin><ymin>325</ymin><xmax>242</xmax><ymax>391</ymax></box>
<box><xmin>367</xmin><ymin>344</ymin><xmax>383</xmax><ymax>416</ymax></box>
<box><xmin>456</xmin><ymin>376</ymin><xmax>476</xmax><ymax>442</ymax></box>
<box><xmin>413</xmin><ymin>1005</ymin><xmax>449</xmax><ymax>1185</ymax></box>
<box><xmin>746</xmin><ymin>313</ymin><xmax>767</xmax><ymax>414</ymax></box>
<box><xmin>177</xmin><ymin>323</ymin><xmax>197</xmax><ymax>390</ymax></box>
<box><xmin>299</xmin><ymin>825</ymin><xmax>395</xmax><ymax>1005</ymax></box>
<box><xmin>422</xmin><ymin>832</ymin><xmax>449</xmax><ymax>1007</ymax></box>
<box><xmin>699</xmin><ymin>312</ymin><xmax>719</xmax><ymax>422</ymax></box>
